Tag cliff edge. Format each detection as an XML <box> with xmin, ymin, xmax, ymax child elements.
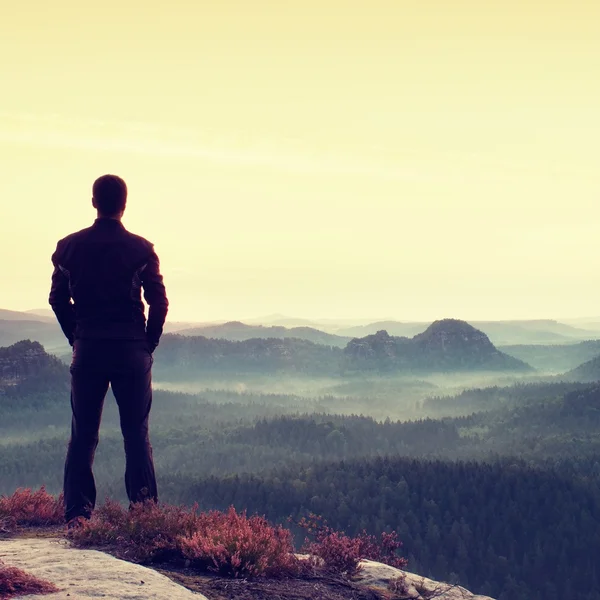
<box><xmin>1</xmin><ymin>537</ymin><xmax>494</xmax><ymax>600</ymax></box>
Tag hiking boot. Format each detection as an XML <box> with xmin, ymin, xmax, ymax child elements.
<box><xmin>66</xmin><ymin>516</ymin><xmax>88</xmax><ymax>537</ymax></box>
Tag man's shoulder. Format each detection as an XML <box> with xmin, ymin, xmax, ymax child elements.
<box><xmin>124</xmin><ymin>228</ymin><xmax>153</xmax><ymax>246</ymax></box>
<box><xmin>55</xmin><ymin>226</ymin><xmax>94</xmax><ymax>247</ymax></box>
<box><xmin>123</xmin><ymin>228</ymin><xmax>155</xmax><ymax>252</ymax></box>
<box><xmin>56</xmin><ymin>225</ymin><xmax>153</xmax><ymax>247</ymax></box>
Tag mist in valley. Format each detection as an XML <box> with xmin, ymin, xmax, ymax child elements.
<box><xmin>153</xmin><ymin>368</ymin><xmax>552</xmax><ymax>421</ymax></box>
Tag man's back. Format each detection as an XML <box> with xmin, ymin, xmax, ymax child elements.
<box><xmin>50</xmin><ymin>218</ymin><xmax>168</xmax><ymax>349</ymax></box>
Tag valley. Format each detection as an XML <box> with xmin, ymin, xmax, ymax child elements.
<box><xmin>2</xmin><ymin>313</ymin><xmax>600</xmax><ymax>599</ymax></box>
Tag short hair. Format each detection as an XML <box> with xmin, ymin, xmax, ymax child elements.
<box><xmin>92</xmin><ymin>174</ymin><xmax>127</xmax><ymax>216</ymax></box>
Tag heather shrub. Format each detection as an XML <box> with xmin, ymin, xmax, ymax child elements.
<box><xmin>69</xmin><ymin>499</ymin><xmax>201</xmax><ymax>562</ymax></box>
<box><xmin>70</xmin><ymin>500</ymin><xmax>298</xmax><ymax>577</ymax></box>
<box><xmin>1</xmin><ymin>487</ymin><xmax>407</xmax><ymax>582</ymax></box>
<box><xmin>179</xmin><ymin>507</ymin><xmax>297</xmax><ymax>577</ymax></box>
<box><xmin>0</xmin><ymin>560</ymin><xmax>59</xmax><ymax>598</ymax></box>
<box><xmin>302</xmin><ymin>529</ymin><xmax>363</xmax><ymax>576</ymax></box>
<box><xmin>298</xmin><ymin>513</ymin><xmax>407</xmax><ymax>576</ymax></box>
<box><xmin>0</xmin><ymin>487</ymin><xmax>64</xmax><ymax>531</ymax></box>
<box><xmin>353</xmin><ymin>530</ymin><xmax>408</xmax><ymax>570</ymax></box>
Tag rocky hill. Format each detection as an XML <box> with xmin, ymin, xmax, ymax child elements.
<box><xmin>0</xmin><ymin>340</ymin><xmax>69</xmax><ymax>399</ymax></box>
<box><xmin>344</xmin><ymin>319</ymin><xmax>531</xmax><ymax>372</ymax></box>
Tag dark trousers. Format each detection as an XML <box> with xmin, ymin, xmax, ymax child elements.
<box><xmin>64</xmin><ymin>339</ymin><xmax>158</xmax><ymax>522</ymax></box>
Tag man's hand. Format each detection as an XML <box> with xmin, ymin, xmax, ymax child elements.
<box><xmin>49</xmin><ymin>258</ymin><xmax>76</xmax><ymax>345</ymax></box>
<box><xmin>141</xmin><ymin>247</ymin><xmax>168</xmax><ymax>351</ymax></box>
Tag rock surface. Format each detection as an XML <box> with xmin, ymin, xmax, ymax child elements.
<box><xmin>0</xmin><ymin>537</ymin><xmax>208</xmax><ymax>600</ymax></box>
<box><xmin>1</xmin><ymin>537</ymin><xmax>494</xmax><ymax>600</ymax></box>
<box><xmin>356</xmin><ymin>559</ymin><xmax>495</xmax><ymax>600</ymax></box>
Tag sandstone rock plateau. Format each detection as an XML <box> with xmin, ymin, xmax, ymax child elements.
<box><xmin>1</xmin><ymin>537</ymin><xmax>495</xmax><ymax>600</ymax></box>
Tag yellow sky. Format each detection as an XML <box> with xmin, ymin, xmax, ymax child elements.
<box><xmin>2</xmin><ymin>1</ymin><xmax>600</xmax><ymax>322</ymax></box>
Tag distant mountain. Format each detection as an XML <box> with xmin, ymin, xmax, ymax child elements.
<box><xmin>0</xmin><ymin>309</ymin><xmax>206</xmax><ymax>347</ymax></box>
<box><xmin>485</xmin><ymin>319</ymin><xmax>591</xmax><ymax>336</ymax></box>
<box><xmin>153</xmin><ymin>334</ymin><xmax>343</xmax><ymax>379</ymax></box>
<box><xmin>337</xmin><ymin>320</ymin><xmax>430</xmax><ymax>339</ymax></box>
<box><xmin>0</xmin><ymin>309</ymin><xmax>54</xmax><ymax>323</ymax></box>
<box><xmin>22</xmin><ymin>308</ymin><xmax>56</xmax><ymax>320</ymax></box>
<box><xmin>0</xmin><ymin>319</ymin><xmax>67</xmax><ymax>352</ymax></box>
<box><xmin>472</xmin><ymin>319</ymin><xmax>597</xmax><ymax>345</ymax></box>
<box><xmin>153</xmin><ymin>320</ymin><xmax>532</xmax><ymax>378</ymax></box>
<box><xmin>176</xmin><ymin>321</ymin><xmax>351</xmax><ymax>347</ymax></box>
<box><xmin>242</xmin><ymin>314</ymin><xmax>383</xmax><ymax>330</ymax></box>
<box><xmin>344</xmin><ymin>319</ymin><xmax>532</xmax><ymax>372</ymax></box>
<box><xmin>243</xmin><ymin>314</ymin><xmax>330</xmax><ymax>328</ymax></box>
<box><xmin>560</xmin><ymin>317</ymin><xmax>600</xmax><ymax>332</ymax></box>
<box><xmin>337</xmin><ymin>318</ymin><xmax>600</xmax><ymax>345</ymax></box>
<box><xmin>0</xmin><ymin>340</ymin><xmax>69</xmax><ymax>399</ymax></box>
<box><xmin>500</xmin><ymin>340</ymin><xmax>600</xmax><ymax>373</ymax></box>
<box><xmin>564</xmin><ymin>354</ymin><xmax>600</xmax><ymax>382</ymax></box>
<box><xmin>572</xmin><ymin>321</ymin><xmax>600</xmax><ymax>332</ymax></box>
<box><xmin>163</xmin><ymin>321</ymin><xmax>218</xmax><ymax>333</ymax></box>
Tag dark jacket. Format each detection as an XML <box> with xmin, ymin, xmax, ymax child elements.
<box><xmin>49</xmin><ymin>218</ymin><xmax>169</xmax><ymax>350</ymax></box>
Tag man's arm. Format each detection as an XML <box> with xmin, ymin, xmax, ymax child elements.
<box><xmin>49</xmin><ymin>246</ymin><xmax>76</xmax><ymax>346</ymax></box>
<box><xmin>141</xmin><ymin>247</ymin><xmax>169</xmax><ymax>352</ymax></box>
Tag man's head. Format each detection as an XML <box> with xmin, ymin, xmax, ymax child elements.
<box><xmin>92</xmin><ymin>174</ymin><xmax>127</xmax><ymax>219</ymax></box>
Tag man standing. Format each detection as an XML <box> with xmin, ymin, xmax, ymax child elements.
<box><xmin>49</xmin><ymin>174</ymin><xmax>169</xmax><ymax>525</ymax></box>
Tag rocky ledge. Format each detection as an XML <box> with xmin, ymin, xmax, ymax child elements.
<box><xmin>1</xmin><ymin>537</ymin><xmax>494</xmax><ymax>600</ymax></box>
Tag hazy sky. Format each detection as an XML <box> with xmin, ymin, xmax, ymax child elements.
<box><xmin>2</xmin><ymin>1</ymin><xmax>600</xmax><ymax>322</ymax></box>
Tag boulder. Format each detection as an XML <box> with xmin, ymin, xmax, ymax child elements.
<box><xmin>356</xmin><ymin>559</ymin><xmax>495</xmax><ymax>600</ymax></box>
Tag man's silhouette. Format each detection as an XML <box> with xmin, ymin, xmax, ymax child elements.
<box><xmin>49</xmin><ymin>174</ymin><xmax>169</xmax><ymax>524</ymax></box>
